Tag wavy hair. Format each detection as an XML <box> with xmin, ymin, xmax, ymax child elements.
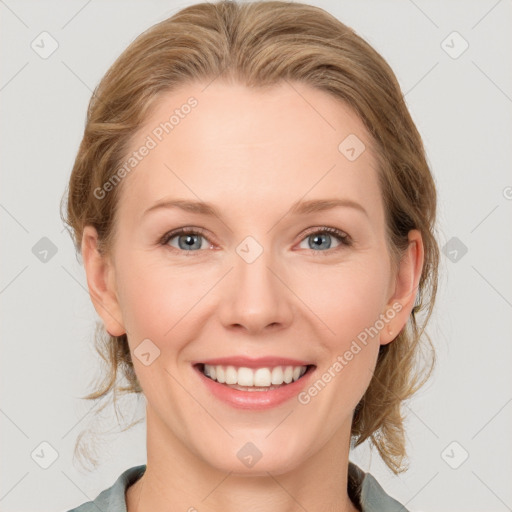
<box><xmin>61</xmin><ymin>0</ymin><xmax>439</xmax><ymax>474</ymax></box>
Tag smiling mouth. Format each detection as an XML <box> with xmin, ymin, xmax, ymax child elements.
<box><xmin>194</xmin><ymin>363</ymin><xmax>315</xmax><ymax>391</ymax></box>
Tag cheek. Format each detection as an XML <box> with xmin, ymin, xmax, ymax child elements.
<box><xmin>295</xmin><ymin>257</ymin><xmax>391</xmax><ymax>344</ymax></box>
<box><xmin>115</xmin><ymin>252</ymin><xmax>204</xmax><ymax>338</ymax></box>
<box><xmin>294</xmin><ymin>258</ymin><xmax>389</xmax><ymax>405</ymax></box>
<box><xmin>118</xmin><ymin>247</ymin><xmax>390</xmax><ymax>348</ymax></box>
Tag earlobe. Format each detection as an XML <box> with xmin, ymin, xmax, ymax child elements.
<box><xmin>380</xmin><ymin>229</ymin><xmax>424</xmax><ymax>345</ymax></box>
<box><xmin>81</xmin><ymin>225</ymin><xmax>126</xmax><ymax>337</ymax></box>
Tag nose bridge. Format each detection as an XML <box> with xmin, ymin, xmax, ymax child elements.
<box><xmin>235</xmin><ymin>234</ymin><xmax>279</xmax><ymax>304</ymax></box>
<box><xmin>218</xmin><ymin>234</ymin><xmax>292</xmax><ymax>332</ymax></box>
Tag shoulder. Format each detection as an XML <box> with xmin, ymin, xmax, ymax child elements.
<box><xmin>65</xmin><ymin>465</ymin><xmax>146</xmax><ymax>512</ymax></box>
<box><xmin>348</xmin><ymin>462</ymin><xmax>410</xmax><ymax>512</ymax></box>
<box><xmin>65</xmin><ymin>462</ymin><xmax>406</xmax><ymax>512</ymax></box>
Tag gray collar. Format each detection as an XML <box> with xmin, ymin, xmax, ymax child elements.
<box><xmin>67</xmin><ymin>462</ymin><xmax>409</xmax><ymax>512</ymax></box>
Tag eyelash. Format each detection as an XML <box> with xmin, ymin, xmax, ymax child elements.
<box><xmin>158</xmin><ymin>226</ymin><xmax>352</xmax><ymax>256</ymax></box>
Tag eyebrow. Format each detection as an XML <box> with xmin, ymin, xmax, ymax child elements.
<box><xmin>142</xmin><ymin>197</ymin><xmax>368</xmax><ymax>219</ymax></box>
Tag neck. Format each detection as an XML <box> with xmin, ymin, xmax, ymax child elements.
<box><xmin>126</xmin><ymin>406</ymin><xmax>359</xmax><ymax>512</ymax></box>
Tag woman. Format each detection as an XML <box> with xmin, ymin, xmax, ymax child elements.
<box><xmin>62</xmin><ymin>1</ymin><xmax>438</xmax><ymax>510</ymax></box>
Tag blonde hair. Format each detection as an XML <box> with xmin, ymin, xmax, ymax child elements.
<box><xmin>61</xmin><ymin>0</ymin><xmax>438</xmax><ymax>474</ymax></box>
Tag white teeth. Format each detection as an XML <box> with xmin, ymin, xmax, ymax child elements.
<box><xmin>202</xmin><ymin>364</ymin><xmax>308</xmax><ymax>387</ymax></box>
<box><xmin>225</xmin><ymin>366</ymin><xmax>237</xmax><ymax>385</ymax></box>
<box><xmin>237</xmin><ymin>367</ymin><xmax>254</xmax><ymax>386</ymax></box>
<box><xmin>216</xmin><ymin>366</ymin><xmax>226</xmax><ymax>383</ymax></box>
<box><xmin>271</xmin><ymin>366</ymin><xmax>284</xmax><ymax>385</ymax></box>
<box><xmin>254</xmin><ymin>368</ymin><xmax>272</xmax><ymax>387</ymax></box>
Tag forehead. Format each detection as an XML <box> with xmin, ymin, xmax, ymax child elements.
<box><xmin>117</xmin><ymin>80</ymin><xmax>382</xmax><ymax>222</ymax></box>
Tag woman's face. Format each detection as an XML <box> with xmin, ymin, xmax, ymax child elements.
<box><xmin>84</xmin><ymin>80</ymin><xmax>419</xmax><ymax>475</ymax></box>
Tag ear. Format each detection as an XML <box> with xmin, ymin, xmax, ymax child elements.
<box><xmin>81</xmin><ymin>225</ymin><xmax>126</xmax><ymax>336</ymax></box>
<box><xmin>380</xmin><ymin>229</ymin><xmax>424</xmax><ymax>345</ymax></box>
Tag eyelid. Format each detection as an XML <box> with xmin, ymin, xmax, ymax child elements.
<box><xmin>300</xmin><ymin>226</ymin><xmax>352</xmax><ymax>244</ymax></box>
<box><xmin>159</xmin><ymin>225</ymin><xmax>352</xmax><ymax>253</ymax></box>
<box><xmin>159</xmin><ymin>226</ymin><xmax>215</xmax><ymax>248</ymax></box>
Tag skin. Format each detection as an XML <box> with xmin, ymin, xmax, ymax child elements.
<box><xmin>82</xmin><ymin>80</ymin><xmax>424</xmax><ymax>512</ymax></box>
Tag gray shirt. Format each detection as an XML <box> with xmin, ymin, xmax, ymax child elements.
<box><xmin>66</xmin><ymin>462</ymin><xmax>409</xmax><ymax>512</ymax></box>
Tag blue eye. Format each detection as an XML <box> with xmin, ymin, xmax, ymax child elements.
<box><xmin>299</xmin><ymin>227</ymin><xmax>351</xmax><ymax>252</ymax></box>
<box><xmin>160</xmin><ymin>226</ymin><xmax>352</xmax><ymax>255</ymax></box>
<box><xmin>161</xmin><ymin>228</ymin><xmax>211</xmax><ymax>252</ymax></box>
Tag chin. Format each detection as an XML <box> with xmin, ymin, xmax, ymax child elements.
<box><xmin>195</xmin><ymin>436</ymin><xmax>309</xmax><ymax>477</ymax></box>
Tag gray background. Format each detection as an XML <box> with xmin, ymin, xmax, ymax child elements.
<box><xmin>1</xmin><ymin>0</ymin><xmax>511</xmax><ymax>511</ymax></box>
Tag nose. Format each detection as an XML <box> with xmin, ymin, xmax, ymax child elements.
<box><xmin>216</xmin><ymin>243</ymin><xmax>294</xmax><ymax>335</ymax></box>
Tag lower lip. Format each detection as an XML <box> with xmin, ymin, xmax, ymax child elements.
<box><xmin>194</xmin><ymin>365</ymin><xmax>316</xmax><ymax>410</ymax></box>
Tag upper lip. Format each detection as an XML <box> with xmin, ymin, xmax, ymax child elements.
<box><xmin>193</xmin><ymin>356</ymin><xmax>314</xmax><ymax>369</ymax></box>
